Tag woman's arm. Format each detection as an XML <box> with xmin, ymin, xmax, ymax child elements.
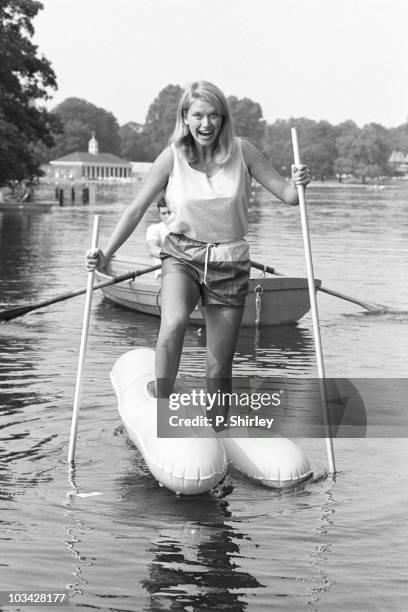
<box><xmin>242</xmin><ymin>140</ymin><xmax>310</xmax><ymax>206</ymax></box>
<box><xmin>86</xmin><ymin>147</ymin><xmax>173</xmax><ymax>270</ymax></box>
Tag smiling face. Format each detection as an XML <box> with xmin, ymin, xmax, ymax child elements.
<box><xmin>183</xmin><ymin>99</ymin><xmax>223</xmax><ymax>149</ymax></box>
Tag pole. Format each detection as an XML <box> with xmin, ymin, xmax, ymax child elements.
<box><xmin>291</xmin><ymin>127</ymin><xmax>336</xmax><ymax>474</ymax></box>
<box><xmin>68</xmin><ymin>215</ymin><xmax>100</xmax><ymax>463</ymax></box>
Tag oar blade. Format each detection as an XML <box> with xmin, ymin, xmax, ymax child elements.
<box><xmin>0</xmin><ymin>304</ymin><xmax>37</xmax><ymax>322</ymax></box>
<box><xmin>250</xmin><ymin>260</ymin><xmax>391</xmax><ymax>314</ymax></box>
<box><xmin>0</xmin><ymin>263</ymin><xmax>162</xmax><ymax>323</ymax></box>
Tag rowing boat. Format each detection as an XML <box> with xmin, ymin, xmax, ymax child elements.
<box><xmin>95</xmin><ymin>258</ymin><xmax>321</xmax><ymax>326</ymax></box>
<box><xmin>0</xmin><ymin>199</ymin><xmax>54</xmax><ymax>212</ymax></box>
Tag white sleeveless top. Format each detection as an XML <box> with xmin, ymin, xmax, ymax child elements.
<box><xmin>165</xmin><ymin>138</ymin><xmax>251</xmax><ymax>243</ymax></box>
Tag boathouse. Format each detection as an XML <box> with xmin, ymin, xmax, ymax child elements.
<box><xmin>50</xmin><ymin>133</ymin><xmax>132</xmax><ymax>181</ymax></box>
<box><xmin>389</xmin><ymin>151</ymin><xmax>408</xmax><ymax>176</ymax></box>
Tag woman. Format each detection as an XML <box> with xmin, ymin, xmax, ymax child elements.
<box><xmin>86</xmin><ymin>81</ymin><xmax>311</xmax><ymax>401</ymax></box>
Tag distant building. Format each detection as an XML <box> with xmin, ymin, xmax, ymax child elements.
<box><xmin>389</xmin><ymin>151</ymin><xmax>408</xmax><ymax>176</ymax></box>
<box><xmin>50</xmin><ymin>133</ymin><xmax>132</xmax><ymax>181</ymax></box>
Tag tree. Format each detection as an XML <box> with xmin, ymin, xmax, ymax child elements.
<box><xmin>143</xmin><ymin>84</ymin><xmax>183</xmax><ymax>160</ymax></box>
<box><xmin>388</xmin><ymin>122</ymin><xmax>408</xmax><ymax>154</ymax></box>
<box><xmin>262</xmin><ymin>117</ymin><xmax>330</xmax><ymax>178</ymax></box>
<box><xmin>49</xmin><ymin>98</ymin><xmax>121</xmax><ymax>158</ymax></box>
<box><xmin>0</xmin><ymin>0</ymin><xmax>59</xmax><ymax>184</ymax></box>
<box><xmin>333</xmin><ymin>157</ymin><xmax>353</xmax><ymax>182</ymax></box>
<box><xmin>120</xmin><ymin>122</ymin><xmax>150</xmax><ymax>161</ymax></box>
<box><xmin>334</xmin><ymin>120</ymin><xmax>360</xmax><ymax>180</ymax></box>
<box><xmin>340</xmin><ymin>123</ymin><xmax>390</xmax><ymax>182</ymax></box>
<box><xmin>227</xmin><ymin>96</ymin><xmax>266</xmax><ymax>150</ymax></box>
<box><xmin>262</xmin><ymin>119</ymin><xmax>293</xmax><ymax>175</ymax></box>
<box><xmin>300</xmin><ymin>120</ymin><xmax>337</xmax><ymax>180</ymax></box>
<box><xmin>335</xmin><ymin>120</ymin><xmax>360</xmax><ymax>141</ymax></box>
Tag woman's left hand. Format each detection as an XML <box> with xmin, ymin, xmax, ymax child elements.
<box><xmin>291</xmin><ymin>164</ymin><xmax>312</xmax><ymax>186</ymax></box>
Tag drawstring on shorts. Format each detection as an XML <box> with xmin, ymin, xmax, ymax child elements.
<box><xmin>203</xmin><ymin>243</ymin><xmax>216</xmax><ymax>285</ymax></box>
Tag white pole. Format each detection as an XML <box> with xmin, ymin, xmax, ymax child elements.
<box><xmin>291</xmin><ymin>127</ymin><xmax>336</xmax><ymax>475</ymax></box>
<box><xmin>68</xmin><ymin>215</ymin><xmax>100</xmax><ymax>463</ymax></box>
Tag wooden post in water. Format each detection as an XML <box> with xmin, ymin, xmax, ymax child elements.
<box><xmin>82</xmin><ymin>185</ymin><xmax>89</xmax><ymax>204</ymax></box>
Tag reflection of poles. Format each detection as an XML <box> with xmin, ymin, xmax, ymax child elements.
<box><xmin>305</xmin><ymin>479</ymin><xmax>337</xmax><ymax>607</ymax></box>
<box><xmin>64</xmin><ymin>467</ymin><xmax>91</xmax><ymax>595</ymax></box>
<box><xmin>291</xmin><ymin>127</ymin><xmax>336</xmax><ymax>475</ymax></box>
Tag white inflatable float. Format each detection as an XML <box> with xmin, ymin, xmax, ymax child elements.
<box><xmin>111</xmin><ymin>348</ymin><xmax>312</xmax><ymax>494</ymax></box>
<box><xmin>222</xmin><ymin>435</ymin><xmax>312</xmax><ymax>488</ymax></box>
<box><xmin>111</xmin><ymin>348</ymin><xmax>227</xmax><ymax>495</ymax></box>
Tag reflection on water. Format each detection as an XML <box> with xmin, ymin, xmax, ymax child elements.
<box><xmin>63</xmin><ymin>463</ymin><xmax>264</xmax><ymax>611</ymax></box>
<box><xmin>141</xmin><ymin>500</ymin><xmax>262</xmax><ymax>612</ymax></box>
<box><xmin>237</xmin><ymin>324</ymin><xmax>316</xmax><ymax>375</ymax></box>
<box><xmin>61</xmin><ymin>453</ymin><xmax>341</xmax><ymax>611</ymax></box>
<box><xmin>304</xmin><ymin>482</ymin><xmax>337</xmax><ymax>610</ymax></box>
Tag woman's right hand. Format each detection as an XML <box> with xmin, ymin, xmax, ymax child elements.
<box><xmin>85</xmin><ymin>248</ymin><xmax>108</xmax><ymax>272</ymax></box>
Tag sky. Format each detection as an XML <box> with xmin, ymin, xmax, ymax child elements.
<box><xmin>32</xmin><ymin>0</ymin><xmax>408</xmax><ymax>128</ymax></box>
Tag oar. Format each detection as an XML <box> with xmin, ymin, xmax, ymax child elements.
<box><xmin>0</xmin><ymin>263</ymin><xmax>162</xmax><ymax>323</ymax></box>
<box><xmin>68</xmin><ymin>215</ymin><xmax>100</xmax><ymax>464</ymax></box>
<box><xmin>250</xmin><ymin>261</ymin><xmax>387</xmax><ymax>313</ymax></box>
<box><xmin>291</xmin><ymin>126</ymin><xmax>336</xmax><ymax>475</ymax></box>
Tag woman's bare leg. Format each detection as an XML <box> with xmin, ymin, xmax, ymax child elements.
<box><xmin>155</xmin><ymin>270</ymin><xmax>200</xmax><ymax>397</ymax></box>
<box><xmin>203</xmin><ymin>305</ymin><xmax>244</xmax><ymax>427</ymax></box>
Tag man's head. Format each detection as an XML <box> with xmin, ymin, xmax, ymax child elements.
<box><xmin>157</xmin><ymin>197</ymin><xmax>170</xmax><ymax>221</ymax></box>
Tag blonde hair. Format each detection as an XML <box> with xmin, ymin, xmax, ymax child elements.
<box><xmin>170</xmin><ymin>81</ymin><xmax>234</xmax><ymax>165</ymax></box>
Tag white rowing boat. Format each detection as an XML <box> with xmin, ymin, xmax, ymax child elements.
<box><xmin>95</xmin><ymin>258</ymin><xmax>321</xmax><ymax>326</ymax></box>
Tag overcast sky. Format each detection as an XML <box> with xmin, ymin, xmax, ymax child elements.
<box><xmin>33</xmin><ymin>0</ymin><xmax>407</xmax><ymax>128</ymax></box>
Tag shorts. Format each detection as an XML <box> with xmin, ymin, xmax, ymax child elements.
<box><xmin>160</xmin><ymin>232</ymin><xmax>250</xmax><ymax>307</ymax></box>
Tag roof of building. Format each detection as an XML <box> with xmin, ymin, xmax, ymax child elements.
<box><xmin>389</xmin><ymin>151</ymin><xmax>408</xmax><ymax>163</ymax></box>
<box><xmin>50</xmin><ymin>152</ymin><xmax>131</xmax><ymax>165</ymax></box>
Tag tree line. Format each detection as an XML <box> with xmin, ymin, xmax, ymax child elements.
<box><xmin>40</xmin><ymin>87</ymin><xmax>408</xmax><ymax>183</ymax></box>
<box><xmin>1</xmin><ymin>1</ymin><xmax>408</xmax><ymax>186</ymax></box>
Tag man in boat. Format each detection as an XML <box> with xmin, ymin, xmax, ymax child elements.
<box><xmin>145</xmin><ymin>195</ymin><xmax>172</xmax><ymax>261</ymax></box>
<box><xmin>145</xmin><ymin>195</ymin><xmax>173</xmax><ymax>278</ymax></box>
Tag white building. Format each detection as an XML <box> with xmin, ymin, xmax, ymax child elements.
<box><xmin>389</xmin><ymin>151</ymin><xmax>408</xmax><ymax>176</ymax></box>
<box><xmin>50</xmin><ymin>133</ymin><xmax>133</xmax><ymax>181</ymax></box>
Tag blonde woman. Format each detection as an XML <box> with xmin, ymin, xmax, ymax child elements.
<box><xmin>86</xmin><ymin>81</ymin><xmax>311</xmax><ymax>400</ymax></box>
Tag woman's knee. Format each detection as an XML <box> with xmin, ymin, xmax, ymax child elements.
<box><xmin>206</xmin><ymin>353</ymin><xmax>233</xmax><ymax>379</ymax></box>
<box><xmin>159</xmin><ymin>313</ymin><xmax>189</xmax><ymax>342</ymax></box>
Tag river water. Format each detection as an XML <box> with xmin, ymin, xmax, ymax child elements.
<box><xmin>0</xmin><ymin>181</ymin><xmax>407</xmax><ymax>611</ymax></box>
